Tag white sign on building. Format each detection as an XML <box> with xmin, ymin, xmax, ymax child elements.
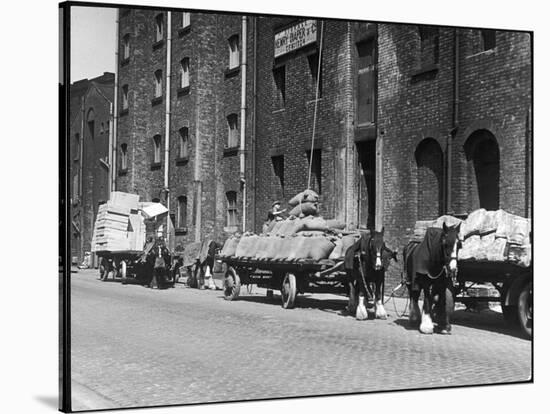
<box><xmin>274</xmin><ymin>20</ymin><xmax>318</xmax><ymax>58</ymax></box>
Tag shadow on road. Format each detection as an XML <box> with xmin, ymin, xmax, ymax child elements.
<box><xmin>229</xmin><ymin>293</ymin><xmax>350</xmax><ymax>313</ymax></box>
<box><xmin>451</xmin><ymin>309</ymin><xmax>528</xmax><ymax>339</ymax></box>
<box><xmin>392</xmin><ymin>309</ymin><xmax>528</xmax><ymax>340</ymax></box>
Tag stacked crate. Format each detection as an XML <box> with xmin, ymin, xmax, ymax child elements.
<box><xmin>91</xmin><ymin>192</ymin><xmax>144</xmax><ymax>253</ymax></box>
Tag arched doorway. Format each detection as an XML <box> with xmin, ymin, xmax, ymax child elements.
<box><xmin>464</xmin><ymin>129</ymin><xmax>500</xmax><ymax>211</ymax></box>
<box><xmin>415</xmin><ymin>138</ymin><xmax>444</xmax><ymax>220</ymax></box>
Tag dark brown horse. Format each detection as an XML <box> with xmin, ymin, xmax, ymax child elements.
<box><xmin>403</xmin><ymin>223</ymin><xmax>461</xmax><ymax>334</ymax></box>
<box><xmin>344</xmin><ymin>228</ymin><xmax>397</xmax><ymax>319</ymax></box>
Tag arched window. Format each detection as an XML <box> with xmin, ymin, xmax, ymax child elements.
<box><xmin>464</xmin><ymin>130</ymin><xmax>500</xmax><ymax>210</ymax></box>
<box><xmin>154</xmin><ymin>13</ymin><xmax>164</xmax><ymax>42</ymax></box>
<box><xmin>228</xmin><ymin>35</ymin><xmax>239</xmax><ymax>69</ymax></box>
<box><xmin>177</xmin><ymin>195</ymin><xmax>187</xmax><ymax>228</ymax></box>
<box><xmin>153</xmin><ymin>135</ymin><xmax>161</xmax><ymax>164</ymax></box>
<box><xmin>226</xmin><ymin>114</ymin><xmax>238</xmax><ymax>148</ymax></box>
<box><xmin>179</xmin><ymin>58</ymin><xmax>190</xmax><ymax>89</ymax></box>
<box><xmin>226</xmin><ymin>191</ymin><xmax>237</xmax><ymax>227</ymax></box>
<box><xmin>122</xmin><ymin>84</ymin><xmax>129</xmax><ymax>110</ymax></box>
<box><xmin>154</xmin><ymin>70</ymin><xmax>163</xmax><ymax>98</ymax></box>
<box><xmin>120</xmin><ymin>143</ymin><xmax>128</xmax><ymax>170</ymax></box>
<box><xmin>86</xmin><ymin>109</ymin><xmax>95</xmax><ymax>140</ymax></box>
<box><xmin>122</xmin><ymin>34</ymin><xmax>130</xmax><ymax>60</ymax></box>
<box><xmin>178</xmin><ymin>127</ymin><xmax>189</xmax><ymax>159</ymax></box>
<box><xmin>415</xmin><ymin>138</ymin><xmax>444</xmax><ymax>220</ymax></box>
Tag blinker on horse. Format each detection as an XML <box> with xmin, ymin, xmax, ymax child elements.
<box><xmin>403</xmin><ymin>222</ymin><xmax>461</xmax><ymax>334</ymax></box>
<box><xmin>344</xmin><ymin>227</ymin><xmax>398</xmax><ymax>321</ymax></box>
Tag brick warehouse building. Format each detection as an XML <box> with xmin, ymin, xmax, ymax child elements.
<box><xmin>115</xmin><ymin>9</ymin><xmax>252</xmax><ymax>249</ymax></box>
<box><xmin>71</xmin><ymin>8</ymin><xmax>532</xmax><ymax>287</ymax></box>
<box><xmin>69</xmin><ymin>72</ymin><xmax>114</xmax><ymax>264</ymax></box>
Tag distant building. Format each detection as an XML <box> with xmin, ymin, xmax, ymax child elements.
<box><xmin>78</xmin><ymin>8</ymin><xmax>531</xmax><ymax>287</ymax></box>
<box><xmin>69</xmin><ymin>72</ymin><xmax>114</xmax><ymax>264</ymax></box>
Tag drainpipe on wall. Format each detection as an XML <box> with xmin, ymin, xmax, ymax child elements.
<box><xmin>112</xmin><ymin>8</ymin><xmax>119</xmax><ymax>194</ymax></box>
<box><xmin>448</xmin><ymin>28</ymin><xmax>459</xmax><ymax>215</ymax></box>
<box><xmin>251</xmin><ymin>16</ymin><xmax>257</xmax><ymax>232</ymax></box>
<box><xmin>107</xmin><ymin>102</ymin><xmax>113</xmax><ymax>195</ymax></box>
<box><xmin>194</xmin><ymin>55</ymin><xmax>202</xmax><ymax>243</ymax></box>
<box><xmin>164</xmin><ymin>11</ymin><xmax>172</xmax><ymax>248</ymax></box>
<box><xmin>240</xmin><ymin>16</ymin><xmax>248</xmax><ymax>233</ymax></box>
<box><xmin>79</xmin><ymin>96</ymin><xmax>85</xmax><ymax>261</ymax></box>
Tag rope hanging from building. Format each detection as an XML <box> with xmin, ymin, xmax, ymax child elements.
<box><xmin>307</xmin><ymin>20</ymin><xmax>325</xmax><ymax>191</ymax></box>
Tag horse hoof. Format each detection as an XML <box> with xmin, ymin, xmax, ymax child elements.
<box><xmin>420</xmin><ymin>324</ymin><xmax>434</xmax><ymax>334</ymax></box>
<box><xmin>439</xmin><ymin>329</ymin><xmax>451</xmax><ymax>335</ymax></box>
<box><xmin>376</xmin><ymin>313</ymin><xmax>388</xmax><ymax>320</ymax></box>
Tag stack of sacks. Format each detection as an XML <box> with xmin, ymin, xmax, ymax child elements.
<box><xmin>411</xmin><ymin>216</ymin><xmax>463</xmax><ymax>243</ymax></box>
<box><xmin>91</xmin><ymin>191</ymin><xmax>144</xmax><ymax>252</ymax></box>
<box><xmin>221</xmin><ymin>190</ymin><xmax>347</xmax><ymax>262</ymax></box>
<box><xmin>288</xmin><ymin>189</ymin><xmax>319</xmax><ymax>218</ymax></box>
<box><xmin>458</xmin><ymin>209</ymin><xmax>531</xmax><ymax>266</ymax></box>
<box><xmin>328</xmin><ymin>233</ymin><xmax>361</xmax><ymax>260</ymax></box>
<box><xmin>234</xmin><ymin>233</ymin><xmax>260</xmax><ymax>259</ymax></box>
<box><xmin>219</xmin><ymin>235</ymin><xmax>241</xmax><ymax>258</ymax></box>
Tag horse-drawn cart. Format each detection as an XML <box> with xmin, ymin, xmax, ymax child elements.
<box><xmin>455</xmin><ymin>257</ymin><xmax>532</xmax><ymax>338</ymax></box>
<box><xmin>411</xmin><ymin>209</ymin><xmax>532</xmax><ymax>338</ymax></box>
<box><xmin>218</xmin><ymin>255</ymin><xmax>348</xmax><ymax>309</ymax></box>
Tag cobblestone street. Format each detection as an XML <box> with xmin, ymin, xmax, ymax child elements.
<box><xmin>70</xmin><ymin>269</ymin><xmax>532</xmax><ymax>411</ymax></box>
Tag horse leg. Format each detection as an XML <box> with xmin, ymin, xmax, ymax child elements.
<box><xmin>408</xmin><ymin>283</ymin><xmax>421</xmax><ymax>326</ymax></box>
<box><xmin>355</xmin><ymin>267</ymin><xmax>369</xmax><ymax>321</ymax></box>
<box><xmin>374</xmin><ymin>271</ymin><xmax>387</xmax><ymax>320</ymax></box>
<box><xmin>347</xmin><ymin>278</ymin><xmax>357</xmax><ymax>314</ymax></box>
<box><xmin>435</xmin><ymin>279</ymin><xmax>453</xmax><ymax>334</ymax></box>
<box><xmin>419</xmin><ymin>283</ymin><xmax>434</xmax><ymax>334</ymax></box>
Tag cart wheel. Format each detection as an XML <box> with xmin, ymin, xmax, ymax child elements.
<box><xmin>518</xmin><ymin>281</ymin><xmax>532</xmax><ymax>339</ymax></box>
<box><xmin>224</xmin><ymin>267</ymin><xmax>241</xmax><ymax>301</ymax></box>
<box><xmin>281</xmin><ymin>273</ymin><xmax>297</xmax><ymax>309</ymax></box>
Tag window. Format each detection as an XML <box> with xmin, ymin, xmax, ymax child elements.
<box><xmin>73</xmin><ymin>172</ymin><xmax>79</xmax><ymax>196</ymax></box>
<box><xmin>122</xmin><ymin>34</ymin><xmax>130</xmax><ymax>60</ymax></box>
<box><xmin>153</xmin><ymin>135</ymin><xmax>161</xmax><ymax>164</ymax></box>
<box><xmin>73</xmin><ymin>134</ymin><xmax>80</xmax><ymax>161</ymax></box>
<box><xmin>227</xmin><ymin>114</ymin><xmax>239</xmax><ymax>148</ymax></box>
<box><xmin>228</xmin><ymin>35</ymin><xmax>239</xmax><ymax>69</ymax></box>
<box><xmin>356</xmin><ymin>39</ymin><xmax>377</xmax><ymax>126</ymax></box>
<box><xmin>87</xmin><ymin>120</ymin><xmax>95</xmax><ymax>141</ymax></box>
<box><xmin>154</xmin><ymin>70</ymin><xmax>163</xmax><ymax>98</ymax></box>
<box><xmin>273</xmin><ymin>65</ymin><xmax>286</xmax><ymax>107</ymax></box>
<box><xmin>105</xmin><ymin>120</ymin><xmax>110</xmax><ymax>136</ymax></box>
<box><xmin>155</xmin><ymin>13</ymin><xmax>164</xmax><ymax>42</ymax></box>
<box><xmin>177</xmin><ymin>196</ymin><xmax>187</xmax><ymax>228</ymax></box>
<box><xmin>481</xmin><ymin>29</ymin><xmax>496</xmax><ymax>51</ymax></box>
<box><xmin>178</xmin><ymin>127</ymin><xmax>189</xmax><ymax>159</ymax></box>
<box><xmin>306</xmin><ymin>149</ymin><xmax>322</xmax><ymax>194</ymax></box>
<box><xmin>419</xmin><ymin>26</ymin><xmax>439</xmax><ymax>67</ymax></box>
<box><xmin>100</xmin><ymin>122</ymin><xmax>105</xmax><ymax>134</ymax></box>
<box><xmin>272</xmin><ymin>155</ymin><xmax>284</xmax><ymax>196</ymax></box>
<box><xmin>179</xmin><ymin>58</ymin><xmax>190</xmax><ymax>89</ymax></box>
<box><xmin>120</xmin><ymin>143</ymin><xmax>128</xmax><ymax>170</ymax></box>
<box><xmin>181</xmin><ymin>12</ymin><xmax>190</xmax><ymax>28</ymax></box>
<box><xmin>122</xmin><ymin>84</ymin><xmax>129</xmax><ymax>110</ymax></box>
<box><xmin>226</xmin><ymin>191</ymin><xmax>237</xmax><ymax>227</ymax></box>
<box><xmin>464</xmin><ymin>130</ymin><xmax>500</xmax><ymax>211</ymax></box>
<box><xmin>415</xmin><ymin>139</ymin><xmax>444</xmax><ymax>220</ymax></box>
<box><xmin>308</xmin><ymin>52</ymin><xmax>323</xmax><ymax>98</ymax></box>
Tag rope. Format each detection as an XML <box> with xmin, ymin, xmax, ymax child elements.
<box><xmin>307</xmin><ymin>20</ymin><xmax>325</xmax><ymax>190</ymax></box>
